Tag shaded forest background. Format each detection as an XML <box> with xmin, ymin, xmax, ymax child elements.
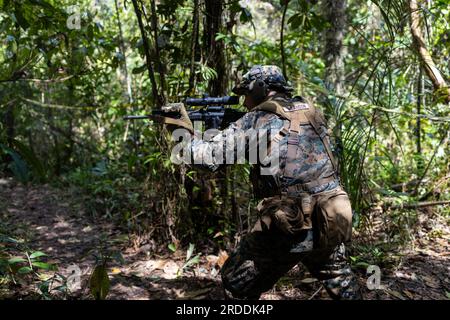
<box><xmin>0</xmin><ymin>0</ymin><xmax>449</xmax><ymax>299</ymax></box>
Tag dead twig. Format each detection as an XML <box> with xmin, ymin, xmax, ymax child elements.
<box><xmin>385</xmin><ymin>200</ymin><xmax>450</xmax><ymax>210</ymax></box>
<box><xmin>308</xmin><ymin>285</ymin><xmax>323</xmax><ymax>300</ymax></box>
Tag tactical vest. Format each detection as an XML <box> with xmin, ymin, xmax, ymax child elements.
<box><xmin>253</xmin><ymin>96</ymin><xmax>339</xmax><ymax>195</ymax></box>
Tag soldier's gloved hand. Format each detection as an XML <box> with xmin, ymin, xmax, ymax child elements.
<box><xmin>155</xmin><ymin>102</ymin><xmax>194</xmax><ymax>133</ymax></box>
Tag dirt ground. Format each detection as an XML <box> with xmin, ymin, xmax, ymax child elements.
<box><xmin>1</xmin><ymin>178</ymin><xmax>449</xmax><ymax>300</ymax></box>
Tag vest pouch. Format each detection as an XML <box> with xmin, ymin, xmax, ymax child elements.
<box><xmin>254</xmin><ymin>196</ymin><xmax>306</xmax><ymax>236</ymax></box>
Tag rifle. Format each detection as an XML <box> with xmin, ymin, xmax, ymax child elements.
<box><xmin>123</xmin><ymin>96</ymin><xmax>246</xmax><ymax>130</ymax></box>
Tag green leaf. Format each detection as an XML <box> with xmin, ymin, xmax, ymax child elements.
<box><xmin>29</xmin><ymin>251</ymin><xmax>47</xmax><ymax>259</ymax></box>
<box><xmin>18</xmin><ymin>266</ymin><xmax>33</xmax><ymax>274</ymax></box>
<box><xmin>14</xmin><ymin>5</ymin><xmax>30</xmax><ymax>30</ymax></box>
<box><xmin>168</xmin><ymin>243</ymin><xmax>176</xmax><ymax>253</ymax></box>
<box><xmin>215</xmin><ymin>33</ymin><xmax>227</xmax><ymax>41</ymax></box>
<box><xmin>239</xmin><ymin>8</ymin><xmax>252</xmax><ymax>24</ymax></box>
<box><xmin>228</xmin><ymin>1</ymin><xmax>242</xmax><ymax>14</ymax></box>
<box><xmin>8</xmin><ymin>257</ymin><xmax>26</xmax><ymax>264</ymax></box>
<box><xmin>288</xmin><ymin>13</ymin><xmax>304</xmax><ymax>29</ymax></box>
<box><xmin>132</xmin><ymin>64</ymin><xmax>147</xmax><ymax>75</ymax></box>
<box><xmin>0</xmin><ymin>235</ymin><xmax>19</xmax><ymax>244</ymax></box>
<box><xmin>39</xmin><ymin>281</ymin><xmax>50</xmax><ymax>294</ymax></box>
<box><xmin>29</xmin><ymin>0</ymin><xmax>55</xmax><ymax>11</ymax></box>
<box><xmin>355</xmin><ymin>261</ymin><xmax>370</xmax><ymax>269</ymax></box>
<box><xmin>31</xmin><ymin>262</ymin><xmax>52</xmax><ymax>270</ymax></box>
<box><xmin>186</xmin><ymin>243</ymin><xmax>195</xmax><ymax>261</ymax></box>
<box><xmin>89</xmin><ymin>264</ymin><xmax>110</xmax><ymax>300</ymax></box>
<box><xmin>182</xmin><ymin>254</ymin><xmax>200</xmax><ymax>270</ymax></box>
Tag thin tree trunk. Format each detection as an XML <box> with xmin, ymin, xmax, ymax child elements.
<box><xmin>409</xmin><ymin>0</ymin><xmax>450</xmax><ymax>103</ymax></box>
<box><xmin>413</xmin><ymin>124</ymin><xmax>449</xmax><ymax>196</ymax></box>
<box><xmin>202</xmin><ymin>0</ymin><xmax>229</xmax><ymax>220</ymax></box>
<box><xmin>43</xmin><ymin>90</ymin><xmax>61</xmax><ymax>176</ymax></box>
<box><xmin>5</xmin><ymin>102</ymin><xmax>15</xmax><ymax>147</ymax></box>
<box><xmin>115</xmin><ymin>0</ymin><xmax>133</xmax><ymax>104</ymax></box>
<box><xmin>131</xmin><ymin>0</ymin><xmax>163</xmax><ymax>108</ymax></box>
<box><xmin>321</xmin><ymin>0</ymin><xmax>347</xmax><ymax>177</ymax></box>
<box><xmin>203</xmin><ymin>0</ymin><xmax>226</xmax><ymax>96</ymax></box>
<box><xmin>149</xmin><ymin>0</ymin><xmax>167</xmax><ymax>104</ymax></box>
<box><xmin>5</xmin><ymin>25</ymin><xmax>20</xmax><ymax>148</ymax></box>
<box><xmin>416</xmin><ymin>68</ymin><xmax>424</xmax><ymax>172</ymax></box>
<box><xmin>116</xmin><ymin>0</ymin><xmax>140</xmax><ymax>167</ymax></box>
<box><xmin>280</xmin><ymin>0</ymin><xmax>290</xmax><ymax>81</ymax></box>
<box><xmin>322</xmin><ymin>0</ymin><xmax>347</xmax><ymax>96</ymax></box>
<box><xmin>188</xmin><ymin>0</ymin><xmax>200</xmax><ymax>94</ymax></box>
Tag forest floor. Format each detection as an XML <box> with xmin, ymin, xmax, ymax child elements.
<box><xmin>1</xmin><ymin>178</ymin><xmax>449</xmax><ymax>300</ymax></box>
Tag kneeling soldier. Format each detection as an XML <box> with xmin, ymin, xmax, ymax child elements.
<box><xmin>158</xmin><ymin>65</ymin><xmax>361</xmax><ymax>300</ymax></box>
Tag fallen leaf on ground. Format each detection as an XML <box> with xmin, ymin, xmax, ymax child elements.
<box><xmin>162</xmin><ymin>261</ymin><xmax>179</xmax><ymax>279</ymax></box>
<box><xmin>182</xmin><ymin>287</ymin><xmax>213</xmax><ymax>299</ymax></box>
<box><xmin>173</xmin><ymin>288</ymin><xmax>185</xmax><ymax>298</ymax></box>
<box><xmin>205</xmin><ymin>255</ymin><xmax>218</xmax><ymax>270</ymax></box>
<box><xmin>403</xmin><ymin>290</ymin><xmax>414</xmax><ymax>299</ymax></box>
<box><xmin>217</xmin><ymin>250</ymin><xmax>229</xmax><ymax>268</ymax></box>
<box><xmin>145</xmin><ymin>259</ymin><xmax>167</xmax><ymax>271</ymax></box>
<box><xmin>111</xmin><ymin>268</ymin><xmax>121</xmax><ymax>274</ymax></box>
<box><xmin>420</xmin><ymin>275</ymin><xmax>440</xmax><ymax>289</ymax></box>
<box><xmin>385</xmin><ymin>289</ymin><xmax>406</xmax><ymax>300</ymax></box>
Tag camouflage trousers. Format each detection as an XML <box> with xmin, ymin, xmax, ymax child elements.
<box><xmin>221</xmin><ymin>187</ymin><xmax>361</xmax><ymax>300</ymax></box>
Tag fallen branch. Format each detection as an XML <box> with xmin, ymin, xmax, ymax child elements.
<box><xmin>391</xmin><ymin>178</ymin><xmax>429</xmax><ymax>192</ymax></box>
<box><xmin>385</xmin><ymin>200</ymin><xmax>450</xmax><ymax>210</ymax></box>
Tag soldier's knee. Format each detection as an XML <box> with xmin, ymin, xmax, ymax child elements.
<box><xmin>316</xmin><ymin>187</ymin><xmax>353</xmax><ymax>248</ymax></box>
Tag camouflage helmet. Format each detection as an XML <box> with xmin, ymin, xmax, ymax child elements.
<box><xmin>232</xmin><ymin>65</ymin><xmax>292</xmax><ymax>95</ymax></box>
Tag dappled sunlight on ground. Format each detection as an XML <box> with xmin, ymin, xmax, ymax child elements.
<box><xmin>1</xmin><ymin>179</ymin><xmax>448</xmax><ymax>300</ymax></box>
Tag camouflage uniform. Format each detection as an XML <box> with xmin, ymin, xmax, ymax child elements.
<box><xmin>190</xmin><ymin>66</ymin><xmax>360</xmax><ymax>300</ymax></box>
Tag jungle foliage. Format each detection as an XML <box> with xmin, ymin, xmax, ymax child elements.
<box><xmin>0</xmin><ymin>0</ymin><xmax>448</xmax><ymax>261</ymax></box>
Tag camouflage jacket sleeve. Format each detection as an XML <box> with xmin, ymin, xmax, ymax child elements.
<box><xmin>191</xmin><ymin>111</ymin><xmax>265</xmax><ymax>172</ymax></box>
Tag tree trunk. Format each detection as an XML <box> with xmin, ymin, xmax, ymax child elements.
<box><xmin>114</xmin><ymin>0</ymin><xmax>133</xmax><ymax>104</ymax></box>
<box><xmin>280</xmin><ymin>0</ymin><xmax>290</xmax><ymax>81</ymax></box>
<box><xmin>416</xmin><ymin>68</ymin><xmax>424</xmax><ymax>173</ymax></box>
<box><xmin>409</xmin><ymin>0</ymin><xmax>450</xmax><ymax>103</ymax></box>
<box><xmin>321</xmin><ymin>0</ymin><xmax>347</xmax><ymax>96</ymax></box>
<box><xmin>203</xmin><ymin>0</ymin><xmax>227</xmax><ymax>96</ymax></box>
<box><xmin>149</xmin><ymin>0</ymin><xmax>167</xmax><ymax>105</ymax></box>
<box><xmin>4</xmin><ymin>100</ymin><xmax>15</xmax><ymax>147</ymax></box>
<box><xmin>187</xmin><ymin>0</ymin><xmax>200</xmax><ymax>94</ymax></box>
<box><xmin>201</xmin><ymin>0</ymin><xmax>230</xmax><ymax>222</ymax></box>
<box><xmin>131</xmin><ymin>0</ymin><xmax>164</xmax><ymax>108</ymax></box>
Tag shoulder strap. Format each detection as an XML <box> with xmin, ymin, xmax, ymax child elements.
<box><xmin>252</xmin><ymin>99</ymin><xmax>291</xmax><ymax>120</ymax></box>
<box><xmin>304</xmin><ymin>107</ymin><xmax>338</xmax><ymax>172</ymax></box>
